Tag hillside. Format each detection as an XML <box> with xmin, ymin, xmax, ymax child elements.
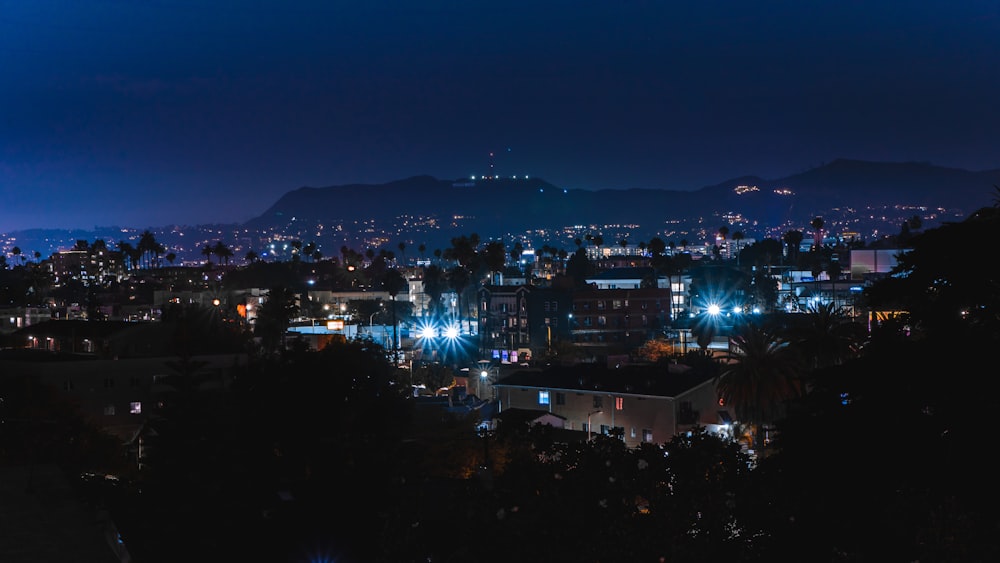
<box><xmin>244</xmin><ymin>159</ymin><xmax>1000</xmax><ymax>248</ymax></box>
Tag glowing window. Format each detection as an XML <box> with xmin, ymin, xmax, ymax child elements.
<box><xmin>538</xmin><ymin>390</ymin><xmax>550</xmax><ymax>405</ymax></box>
<box><xmin>130</xmin><ymin>402</ymin><xmax>142</xmax><ymax>414</ymax></box>
<box><xmin>615</xmin><ymin>397</ymin><xmax>624</xmax><ymax>411</ymax></box>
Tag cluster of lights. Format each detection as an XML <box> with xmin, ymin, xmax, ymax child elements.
<box><xmin>417</xmin><ymin>321</ymin><xmax>463</xmax><ymax>340</ymax></box>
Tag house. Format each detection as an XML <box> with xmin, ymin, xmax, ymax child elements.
<box><xmin>492</xmin><ymin>362</ymin><xmax>727</xmax><ymax>448</ymax></box>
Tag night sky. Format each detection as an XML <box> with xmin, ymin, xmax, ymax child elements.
<box><xmin>2</xmin><ymin>1</ymin><xmax>999</xmax><ymax>232</ymax></box>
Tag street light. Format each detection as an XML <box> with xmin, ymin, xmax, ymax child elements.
<box><xmin>370</xmin><ymin>303</ymin><xmax>385</xmax><ymax>334</ymax></box>
<box><xmin>587</xmin><ymin>409</ymin><xmax>603</xmax><ymax>442</ymax></box>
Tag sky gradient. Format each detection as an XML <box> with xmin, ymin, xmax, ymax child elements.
<box><xmin>2</xmin><ymin>1</ymin><xmax>999</xmax><ymax>232</ymax></box>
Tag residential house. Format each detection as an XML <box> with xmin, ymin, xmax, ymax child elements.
<box><xmin>492</xmin><ymin>363</ymin><xmax>727</xmax><ymax>448</ymax></box>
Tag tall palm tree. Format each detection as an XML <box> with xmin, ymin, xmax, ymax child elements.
<box><xmin>716</xmin><ymin>226</ymin><xmax>729</xmax><ymax>260</ymax></box>
<box><xmin>421</xmin><ymin>264</ymin><xmax>448</xmax><ymax>321</ymax></box>
<box><xmin>732</xmin><ymin>231</ymin><xmax>745</xmax><ymax>265</ymax></box>
<box><xmin>11</xmin><ymin>246</ymin><xmax>22</xmax><ymax>267</ymax></box>
<box><xmin>116</xmin><ymin>241</ymin><xmax>137</xmax><ymax>271</ymax></box>
<box><xmin>447</xmin><ymin>265</ymin><xmax>472</xmax><ymax>333</ymax></box>
<box><xmin>783</xmin><ymin>230</ymin><xmax>804</xmax><ymax>265</ymax></box>
<box><xmin>810</xmin><ymin>217</ymin><xmax>825</xmax><ymax>249</ymax></box>
<box><xmin>793</xmin><ymin>302</ymin><xmax>865</xmax><ymax>371</ymax></box>
<box><xmin>509</xmin><ymin>241</ymin><xmax>524</xmax><ymax>269</ymax></box>
<box><xmin>483</xmin><ymin>240</ymin><xmax>506</xmax><ymax>285</ymax></box>
<box><xmin>383</xmin><ymin>268</ymin><xmax>408</xmax><ymax>364</ymax></box>
<box><xmin>716</xmin><ymin>322</ymin><xmax>803</xmax><ymax>450</ymax></box>
<box><xmin>138</xmin><ymin>230</ymin><xmax>164</xmax><ymax>269</ymax></box>
<box><xmin>201</xmin><ymin>244</ymin><xmax>214</xmax><ymax>265</ymax></box>
<box><xmin>213</xmin><ymin>241</ymin><xmax>233</xmax><ymax>266</ymax></box>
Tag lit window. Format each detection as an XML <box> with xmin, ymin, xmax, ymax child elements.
<box><xmin>642</xmin><ymin>429</ymin><xmax>653</xmax><ymax>442</ymax></box>
<box><xmin>538</xmin><ymin>390</ymin><xmax>550</xmax><ymax>405</ymax></box>
<box><xmin>615</xmin><ymin>397</ymin><xmax>624</xmax><ymax>411</ymax></box>
<box><xmin>130</xmin><ymin>402</ymin><xmax>142</xmax><ymax>414</ymax></box>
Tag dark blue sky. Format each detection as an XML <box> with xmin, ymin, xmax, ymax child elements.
<box><xmin>2</xmin><ymin>1</ymin><xmax>999</xmax><ymax>232</ymax></box>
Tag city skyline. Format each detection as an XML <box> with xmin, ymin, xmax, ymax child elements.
<box><xmin>3</xmin><ymin>1</ymin><xmax>999</xmax><ymax>232</ymax></box>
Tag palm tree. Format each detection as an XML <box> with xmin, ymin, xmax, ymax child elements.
<box><xmin>421</xmin><ymin>264</ymin><xmax>448</xmax><ymax>321</ymax></box>
<box><xmin>201</xmin><ymin>244</ymin><xmax>214</xmax><ymax>265</ymax></box>
<box><xmin>509</xmin><ymin>241</ymin><xmax>524</xmax><ymax>270</ymax></box>
<box><xmin>810</xmin><ymin>217</ymin><xmax>825</xmax><ymax>249</ymax></box>
<box><xmin>447</xmin><ymin>265</ymin><xmax>472</xmax><ymax>333</ymax></box>
<box><xmin>592</xmin><ymin>235</ymin><xmax>604</xmax><ymax>257</ymax></box>
<box><xmin>483</xmin><ymin>240</ymin><xmax>506</xmax><ymax>285</ymax></box>
<box><xmin>716</xmin><ymin>226</ymin><xmax>729</xmax><ymax>260</ymax></box>
<box><xmin>716</xmin><ymin>322</ymin><xmax>803</xmax><ymax>450</ymax></box>
<box><xmin>383</xmin><ymin>268</ymin><xmax>408</xmax><ymax>364</ymax></box>
<box><xmin>255</xmin><ymin>286</ymin><xmax>300</xmax><ymax>355</ymax></box>
<box><xmin>138</xmin><ymin>230</ymin><xmax>164</xmax><ymax>269</ymax></box>
<box><xmin>213</xmin><ymin>241</ymin><xmax>233</xmax><ymax>266</ymax></box>
<box><xmin>732</xmin><ymin>231</ymin><xmax>745</xmax><ymax>265</ymax></box>
<box><xmin>793</xmin><ymin>302</ymin><xmax>866</xmax><ymax>371</ymax></box>
<box><xmin>245</xmin><ymin>250</ymin><xmax>259</xmax><ymax>264</ymax></box>
<box><xmin>397</xmin><ymin>242</ymin><xmax>406</xmax><ymax>265</ymax></box>
<box><xmin>783</xmin><ymin>230</ymin><xmax>804</xmax><ymax>265</ymax></box>
<box><xmin>11</xmin><ymin>246</ymin><xmax>22</xmax><ymax>267</ymax></box>
<box><xmin>647</xmin><ymin>237</ymin><xmax>666</xmax><ymax>259</ymax></box>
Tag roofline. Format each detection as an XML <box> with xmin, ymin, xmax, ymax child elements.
<box><xmin>492</xmin><ymin>382</ymin><xmax>684</xmax><ymax>400</ymax></box>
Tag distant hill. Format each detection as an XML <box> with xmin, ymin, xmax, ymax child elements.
<box><xmin>6</xmin><ymin>159</ymin><xmax>998</xmax><ymax>262</ymax></box>
<box><xmin>244</xmin><ymin>159</ymin><xmax>1000</xmax><ymax>248</ymax></box>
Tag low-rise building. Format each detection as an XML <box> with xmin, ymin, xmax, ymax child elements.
<box><xmin>492</xmin><ymin>363</ymin><xmax>727</xmax><ymax>448</ymax></box>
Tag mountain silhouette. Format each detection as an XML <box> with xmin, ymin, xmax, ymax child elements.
<box><xmin>245</xmin><ymin>159</ymin><xmax>999</xmax><ymax>250</ymax></box>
